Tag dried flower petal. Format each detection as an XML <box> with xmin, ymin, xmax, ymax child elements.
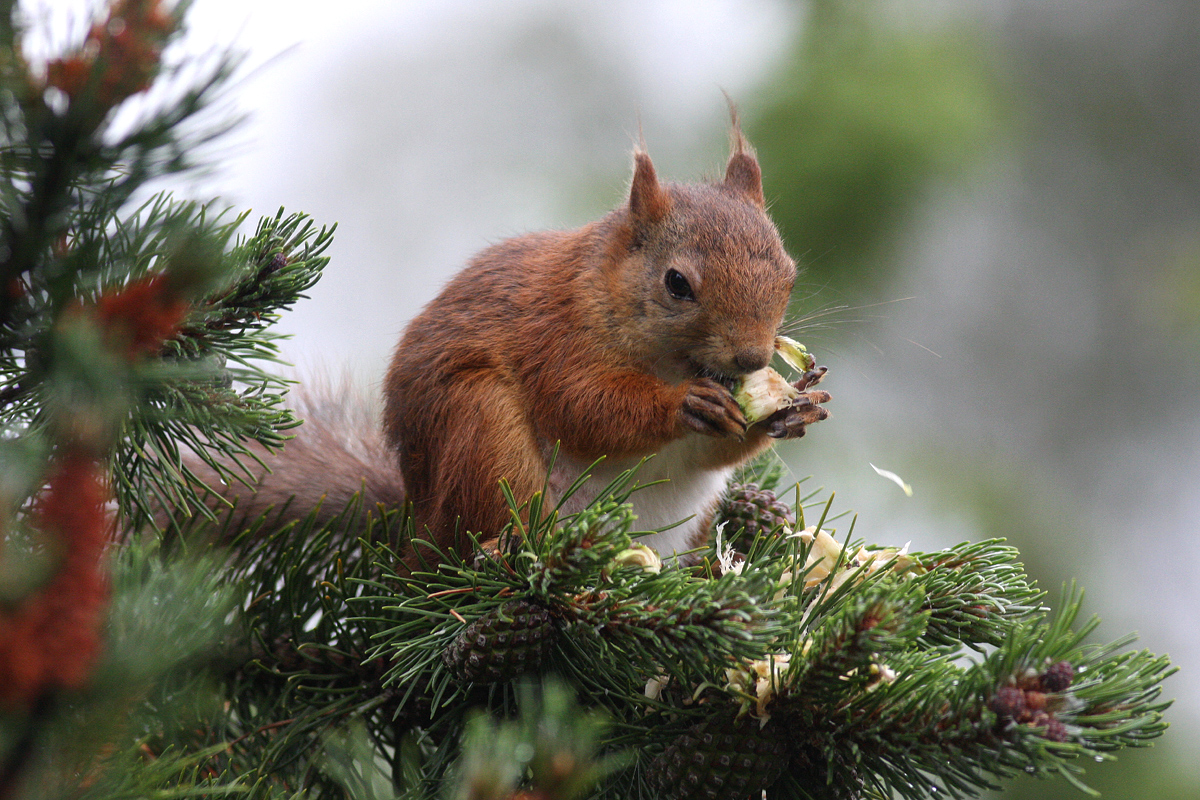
<box><xmin>733</xmin><ymin>367</ymin><xmax>800</xmax><ymax>423</ymax></box>
<box><xmin>774</xmin><ymin>335</ymin><xmax>815</xmax><ymax>373</ymax></box>
<box><xmin>725</xmin><ymin>653</ymin><xmax>791</xmax><ymax>722</ymax></box>
<box><xmin>870</xmin><ymin>463</ymin><xmax>913</xmax><ymax>497</ymax></box>
<box><xmin>614</xmin><ymin>544</ymin><xmax>662</xmax><ymax>574</ymax></box>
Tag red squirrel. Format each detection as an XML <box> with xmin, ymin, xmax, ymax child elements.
<box><xmin>189</xmin><ymin>127</ymin><xmax>830</xmax><ymax>563</ymax></box>
<box><xmin>381</xmin><ymin>128</ymin><xmax>829</xmax><ymax>562</ymax></box>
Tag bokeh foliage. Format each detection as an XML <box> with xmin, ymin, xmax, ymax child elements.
<box><xmin>749</xmin><ymin>0</ymin><xmax>1007</xmax><ymax>296</ymax></box>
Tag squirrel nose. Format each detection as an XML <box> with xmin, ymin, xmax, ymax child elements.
<box><xmin>733</xmin><ymin>347</ymin><xmax>772</xmax><ymax>373</ymax></box>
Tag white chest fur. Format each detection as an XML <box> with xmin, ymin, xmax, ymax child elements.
<box><xmin>549</xmin><ymin>435</ymin><xmax>735</xmax><ymax>559</ymax></box>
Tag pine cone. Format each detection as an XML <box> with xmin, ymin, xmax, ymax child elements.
<box><xmin>988</xmin><ymin>686</ymin><xmax>1027</xmax><ymax>720</ymax></box>
<box><xmin>1040</xmin><ymin>660</ymin><xmax>1075</xmax><ymax>693</ymax></box>
<box><xmin>1042</xmin><ymin>717</ymin><xmax>1070</xmax><ymax>742</ymax></box>
<box><xmin>715</xmin><ymin>483</ymin><xmax>795</xmax><ymax>543</ymax></box>
<box><xmin>442</xmin><ymin>599</ymin><xmax>556</xmax><ymax>684</ymax></box>
<box><xmin>647</xmin><ymin>714</ymin><xmax>790</xmax><ymax>800</ymax></box>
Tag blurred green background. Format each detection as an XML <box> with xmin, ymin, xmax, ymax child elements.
<box><xmin>93</xmin><ymin>0</ymin><xmax>1197</xmax><ymax>795</ymax></box>
<box><xmin>745</xmin><ymin>3</ymin><xmax>1200</xmax><ymax>798</ymax></box>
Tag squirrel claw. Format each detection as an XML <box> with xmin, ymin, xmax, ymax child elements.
<box><xmin>793</xmin><ymin>366</ymin><xmax>828</xmax><ymax>392</ymax></box>
<box><xmin>680</xmin><ymin>377</ymin><xmax>747</xmax><ymax>438</ymax></box>
<box><xmin>763</xmin><ymin>389</ymin><xmax>831</xmax><ymax>440</ymax></box>
<box><xmin>767</xmin><ymin>419</ymin><xmax>803</xmax><ymax>439</ymax></box>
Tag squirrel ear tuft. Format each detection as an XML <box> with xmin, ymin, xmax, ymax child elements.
<box><xmin>724</xmin><ymin>145</ymin><xmax>765</xmax><ymax>209</ymax></box>
<box><xmin>723</xmin><ymin>99</ymin><xmax>765</xmax><ymax>207</ymax></box>
<box><xmin>629</xmin><ymin>151</ymin><xmax>672</xmax><ymax>224</ymax></box>
<box><xmin>724</xmin><ymin>150</ymin><xmax>764</xmax><ymax>207</ymax></box>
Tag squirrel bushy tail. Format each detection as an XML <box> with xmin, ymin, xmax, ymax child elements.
<box><xmin>181</xmin><ymin>375</ymin><xmax>406</xmax><ymax>532</ymax></box>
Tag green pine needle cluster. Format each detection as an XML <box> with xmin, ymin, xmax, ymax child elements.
<box><xmin>120</xmin><ymin>466</ymin><xmax>1172</xmax><ymax>800</ymax></box>
<box><xmin>110</xmin><ymin>203</ymin><xmax>331</xmax><ymax>529</ymax></box>
<box><xmin>0</xmin><ymin>3</ymin><xmax>328</xmax><ymax>796</ymax></box>
<box><xmin>0</xmin><ymin>1</ymin><xmax>333</xmax><ymax>524</ymax></box>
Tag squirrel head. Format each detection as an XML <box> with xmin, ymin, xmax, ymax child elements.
<box><xmin>604</xmin><ymin>134</ymin><xmax>796</xmax><ymax>385</ymax></box>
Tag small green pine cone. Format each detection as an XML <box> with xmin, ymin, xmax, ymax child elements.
<box><xmin>715</xmin><ymin>483</ymin><xmax>796</xmax><ymax>543</ymax></box>
<box><xmin>648</xmin><ymin>714</ymin><xmax>791</xmax><ymax>800</ymax></box>
<box><xmin>442</xmin><ymin>599</ymin><xmax>556</xmax><ymax>684</ymax></box>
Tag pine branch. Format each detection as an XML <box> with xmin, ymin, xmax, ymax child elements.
<box><xmin>75</xmin><ymin>743</ymin><xmax>249</xmax><ymax>800</ymax></box>
<box><xmin>783</xmin><ymin>578</ymin><xmax>930</xmax><ymax>703</ymax></box>
<box><xmin>140</xmin><ymin>498</ymin><xmax>415</xmax><ymax>793</ymax></box>
<box><xmin>0</xmin><ymin>0</ymin><xmax>325</xmax><ymax>534</ymax></box>
<box><xmin>0</xmin><ymin>5</ymin><xmax>328</xmax><ymax>797</ymax></box>
<box><xmin>114</xmin><ymin>204</ymin><xmax>332</xmax><ymax>528</ymax></box>
<box><xmin>109</xmin><ymin>466</ymin><xmax>1176</xmax><ymax>800</ymax></box>
<box><xmin>910</xmin><ymin>539</ymin><xmax>1044</xmax><ymax>650</ymax></box>
<box><xmin>0</xmin><ymin>195</ymin><xmax>331</xmax><ymax>528</ymax></box>
<box><xmin>0</xmin><ymin>0</ymin><xmax>235</xmax><ymax>331</ymax></box>
<box><xmin>1</xmin><ymin>538</ymin><xmax>242</xmax><ymax>798</ymax></box>
<box><xmin>710</xmin><ymin>586</ymin><xmax>1175</xmax><ymax>800</ymax></box>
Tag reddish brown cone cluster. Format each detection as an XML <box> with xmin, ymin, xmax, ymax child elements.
<box><xmin>0</xmin><ymin>271</ymin><xmax>190</xmax><ymax>709</ymax></box>
<box><xmin>988</xmin><ymin>660</ymin><xmax>1077</xmax><ymax>743</ymax></box>
<box><xmin>0</xmin><ymin>449</ymin><xmax>111</xmax><ymax>708</ymax></box>
<box><xmin>45</xmin><ymin>0</ymin><xmax>174</xmax><ymax>110</ymax></box>
<box><xmin>93</xmin><ymin>272</ymin><xmax>189</xmax><ymax>358</ymax></box>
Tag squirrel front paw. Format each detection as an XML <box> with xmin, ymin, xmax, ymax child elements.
<box><xmin>764</xmin><ymin>386</ymin><xmax>832</xmax><ymax>440</ymax></box>
<box><xmin>679</xmin><ymin>377</ymin><xmax>748</xmax><ymax>438</ymax></box>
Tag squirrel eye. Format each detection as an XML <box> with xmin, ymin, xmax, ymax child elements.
<box><xmin>665</xmin><ymin>269</ymin><xmax>695</xmax><ymax>300</ymax></box>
